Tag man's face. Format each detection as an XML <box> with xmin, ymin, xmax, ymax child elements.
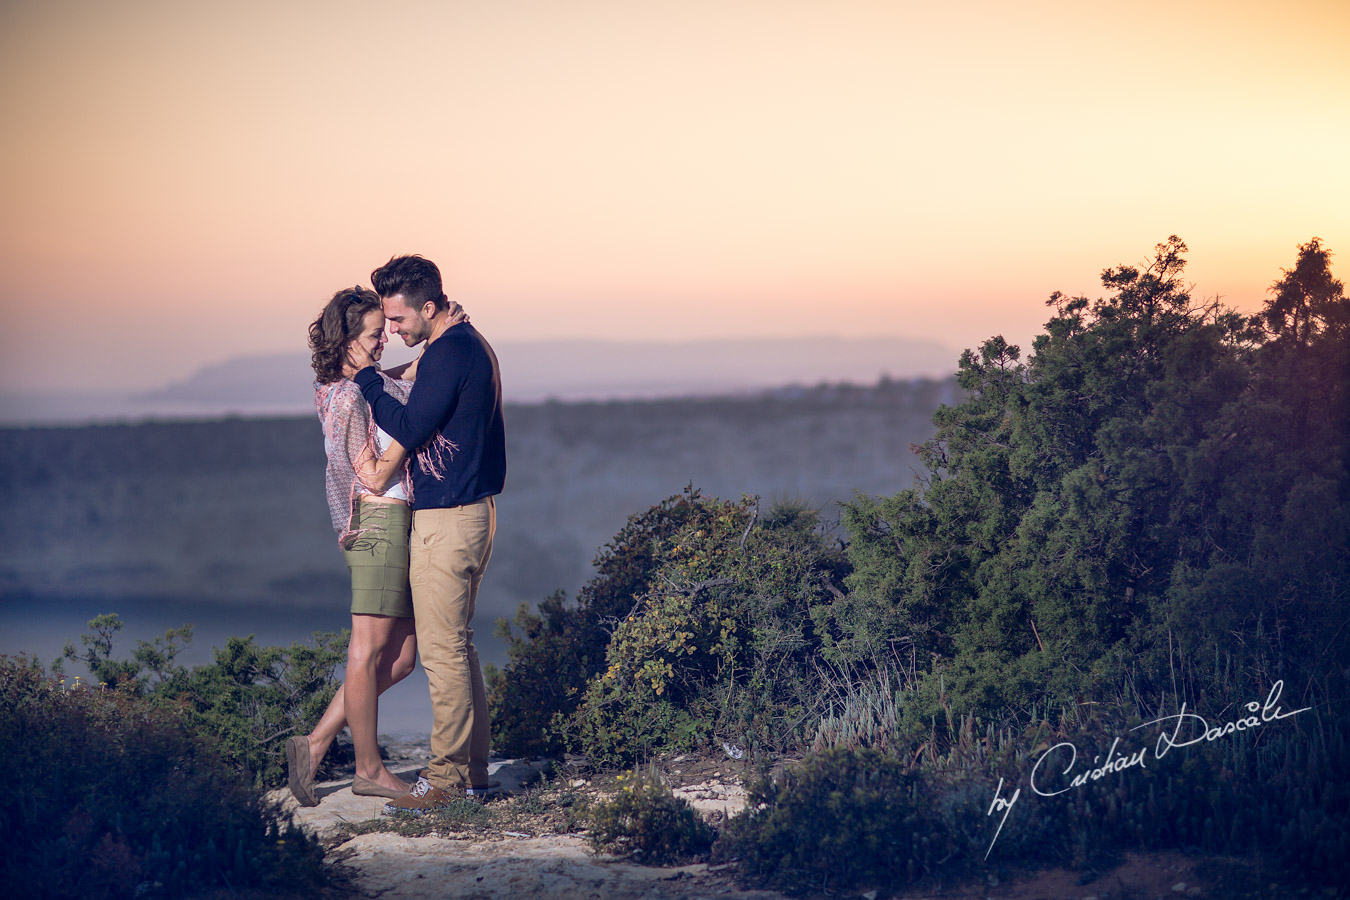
<box><xmin>382</xmin><ymin>293</ymin><xmax>433</xmax><ymax>347</ymax></box>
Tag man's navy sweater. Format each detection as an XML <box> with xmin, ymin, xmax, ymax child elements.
<box><xmin>354</xmin><ymin>323</ymin><xmax>506</xmax><ymax>510</ymax></box>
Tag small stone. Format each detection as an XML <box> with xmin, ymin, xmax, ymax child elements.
<box><xmin>862</xmin><ymin>892</ymin><xmax>878</xmax><ymax>900</ymax></box>
<box><xmin>1171</xmin><ymin>883</ymin><xmax>1188</xmax><ymax>892</ymax></box>
<box><xmin>571</xmin><ymin>779</ymin><xmax>588</xmax><ymax>788</ymax></box>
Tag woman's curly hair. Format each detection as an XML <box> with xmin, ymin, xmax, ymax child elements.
<box><xmin>309</xmin><ymin>286</ymin><xmax>381</xmax><ymax>384</ymax></box>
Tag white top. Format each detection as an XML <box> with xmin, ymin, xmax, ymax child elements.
<box><xmin>370</xmin><ymin>425</ymin><xmax>410</xmax><ymax>502</ymax></box>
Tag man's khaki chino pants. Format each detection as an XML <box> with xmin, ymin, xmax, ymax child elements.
<box><xmin>409</xmin><ymin>496</ymin><xmax>495</xmax><ymax>790</ymax></box>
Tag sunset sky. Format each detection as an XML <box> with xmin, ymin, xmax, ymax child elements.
<box><xmin>1</xmin><ymin>0</ymin><xmax>1347</xmax><ymax>392</ymax></box>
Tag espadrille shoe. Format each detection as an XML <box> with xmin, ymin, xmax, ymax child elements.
<box><xmin>352</xmin><ymin>774</ymin><xmax>410</xmax><ymax>799</ymax></box>
<box><xmin>285</xmin><ymin>736</ymin><xmax>318</xmax><ymax>807</ymax></box>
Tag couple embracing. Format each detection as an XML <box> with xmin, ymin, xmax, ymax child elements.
<box><xmin>288</xmin><ymin>254</ymin><xmax>506</xmax><ymax>815</ymax></box>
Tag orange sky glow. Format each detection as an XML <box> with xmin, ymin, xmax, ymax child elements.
<box><xmin>1</xmin><ymin>0</ymin><xmax>1347</xmax><ymax>391</ymax></box>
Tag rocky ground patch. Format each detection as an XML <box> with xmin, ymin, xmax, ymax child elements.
<box><xmin>268</xmin><ymin>737</ymin><xmax>788</xmax><ymax>900</ymax></box>
<box><xmin>268</xmin><ymin>737</ymin><xmax>1273</xmax><ymax>900</ymax></box>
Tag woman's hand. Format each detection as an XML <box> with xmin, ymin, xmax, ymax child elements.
<box><xmin>402</xmin><ymin>352</ymin><xmax>421</xmax><ymax>382</ymax></box>
<box><xmin>422</xmin><ymin>301</ymin><xmax>471</xmax><ymax>350</ymax></box>
<box><xmin>355</xmin><ymin>439</ymin><xmax>407</xmax><ymax>493</ymax></box>
<box><xmin>446</xmin><ymin>300</ymin><xmax>470</xmax><ymax>328</ymax></box>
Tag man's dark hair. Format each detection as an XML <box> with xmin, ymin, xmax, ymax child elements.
<box><xmin>371</xmin><ymin>255</ymin><xmax>447</xmax><ymax>314</ymax></box>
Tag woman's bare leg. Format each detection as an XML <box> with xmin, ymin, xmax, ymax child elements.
<box><xmin>305</xmin><ymin>685</ymin><xmax>350</xmax><ymax>782</ymax></box>
<box><xmin>346</xmin><ymin>614</ymin><xmax>418</xmax><ymax>789</ymax></box>
<box><xmin>303</xmin><ymin>615</ymin><xmax>418</xmax><ymax>785</ymax></box>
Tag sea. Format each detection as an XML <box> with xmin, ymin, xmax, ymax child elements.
<box><xmin>1</xmin><ymin>595</ymin><xmax>508</xmax><ymax>737</ymax></box>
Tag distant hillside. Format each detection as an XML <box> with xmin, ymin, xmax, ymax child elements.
<box><xmin>0</xmin><ymin>336</ymin><xmax>958</xmax><ymax>425</ymax></box>
<box><xmin>0</xmin><ymin>377</ymin><xmax>958</xmax><ymax>649</ymax></box>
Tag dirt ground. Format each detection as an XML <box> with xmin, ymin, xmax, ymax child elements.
<box><xmin>275</xmin><ymin>742</ymin><xmax>1326</xmax><ymax>900</ymax></box>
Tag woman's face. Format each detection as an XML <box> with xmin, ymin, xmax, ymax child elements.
<box><xmin>351</xmin><ymin>309</ymin><xmax>388</xmax><ymax>363</ymax></box>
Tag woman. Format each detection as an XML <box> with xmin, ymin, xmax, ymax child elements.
<box><xmin>286</xmin><ymin>285</ymin><xmax>465</xmax><ymax>805</ymax></box>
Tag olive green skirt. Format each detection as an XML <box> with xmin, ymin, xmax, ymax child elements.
<box><xmin>342</xmin><ymin>500</ymin><xmax>413</xmax><ymax>617</ymax></box>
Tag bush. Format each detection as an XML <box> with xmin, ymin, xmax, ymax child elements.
<box><xmin>718</xmin><ymin>747</ymin><xmax>989</xmax><ymax>893</ymax></box>
<box><xmin>489</xmin><ymin>488</ymin><xmax>732</xmax><ymax>758</ymax></box>
<box><xmin>817</xmin><ymin>237</ymin><xmax>1350</xmax><ymax>730</ymax></box>
<box><xmin>570</xmin><ymin>492</ymin><xmax>846</xmax><ymax>765</ymax></box>
<box><xmin>155</xmin><ymin>632</ymin><xmax>349</xmax><ymax>787</ymax></box>
<box><xmin>59</xmin><ymin>614</ymin><xmax>349</xmax><ymax>788</ymax></box>
<box><xmin>0</xmin><ymin>654</ymin><xmax>330</xmax><ymax>899</ymax></box>
<box><xmin>493</xmin><ymin>488</ymin><xmax>849</xmax><ymax>766</ymax></box>
<box><xmin>724</xmin><ymin>700</ymin><xmax>1350</xmax><ymax>895</ymax></box>
<box><xmin>585</xmin><ymin>769</ymin><xmax>714</xmax><ymax>864</ymax></box>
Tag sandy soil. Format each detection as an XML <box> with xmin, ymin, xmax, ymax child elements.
<box><xmin>267</xmin><ymin>741</ymin><xmax>1305</xmax><ymax>900</ymax></box>
<box><xmin>270</xmin><ymin>748</ymin><xmax>790</xmax><ymax>900</ymax></box>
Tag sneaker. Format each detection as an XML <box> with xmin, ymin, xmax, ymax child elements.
<box><xmin>382</xmin><ymin>777</ymin><xmax>464</xmax><ymax>816</ymax></box>
<box><xmin>466</xmin><ymin>779</ymin><xmax>502</xmax><ymax>797</ymax></box>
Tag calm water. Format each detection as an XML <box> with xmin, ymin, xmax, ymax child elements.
<box><xmin>1</xmin><ymin>596</ymin><xmax>509</xmax><ymax>736</ymax></box>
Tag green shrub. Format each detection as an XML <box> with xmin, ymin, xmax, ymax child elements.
<box><xmin>566</xmin><ymin>492</ymin><xmax>847</xmax><ymax>766</ymax></box>
<box><xmin>61</xmin><ymin>612</ymin><xmax>173</xmax><ymax>690</ymax></box>
<box><xmin>726</xmin><ymin>700</ymin><xmax>1350</xmax><ymax>894</ymax></box>
<box><xmin>817</xmin><ymin>237</ymin><xmax>1350</xmax><ymax>729</ymax></box>
<box><xmin>586</xmin><ymin>769</ymin><xmax>715</xmax><ymax>864</ymax></box>
<box><xmin>492</xmin><ymin>487</ymin><xmax>849</xmax><ymax>766</ymax></box>
<box><xmin>59</xmin><ymin>614</ymin><xmax>349</xmax><ymax>788</ymax></box>
<box><xmin>0</xmin><ymin>654</ymin><xmax>330</xmax><ymax>899</ymax></box>
<box><xmin>718</xmin><ymin>747</ymin><xmax>989</xmax><ymax>892</ymax></box>
<box><xmin>156</xmin><ymin>631</ymin><xmax>349</xmax><ymax>787</ymax></box>
<box><xmin>489</xmin><ymin>488</ymin><xmax>731</xmax><ymax>758</ymax></box>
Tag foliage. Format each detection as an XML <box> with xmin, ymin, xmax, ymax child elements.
<box><xmin>485</xmin><ymin>236</ymin><xmax>1347</xmax><ymax>891</ymax></box>
<box><xmin>339</xmin><ymin>775</ymin><xmax>585</xmax><ymax>841</ymax></box>
<box><xmin>585</xmin><ymin>769</ymin><xmax>715</xmax><ymax>864</ymax></box>
<box><xmin>818</xmin><ymin>236</ymin><xmax>1350</xmax><ymax>732</ymax></box>
<box><xmin>59</xmin><ymin>614</ymin><xmax>349</xmax><ymax>788</ymax></box>
<box><xmin>341</xmin><ymin>795</ymin><xmax>491</xmax><ymax>839</ymax></box>
<box><xmin>492</xmin><ymin>487</ymin><xmax>848</xmax><ymax>766</ymax></box>
<box><xmin>571</xmin><ymin>493</ymin><xmax>842</xmax><ymax>765</ymax></box>
<box><xmin>0</xmin><ymin>654</ymin><xmax>330</xmax><ymax>900</ymax></box>
<box><xmin>488</xmin><ymin>489</ymin><xmax>721</xmax><ymax>758</ymax></box>
<box><xmin>60</xmin><ymin>613</ymin><xmax>194</xmax><ymax>692</ymax></box>
<box><xmin>156</xmin><ymin>631</ymin><xmax>349</xmax><ymax>787</ymax></box>
<box><xmin>726</xmin><ymin>701</ymin><xmax>1350</xmax><ymax>894</ymax></box>
<box><xmin>718</xmin><ymin>747</ymin><xmax>988</xmax><ymax>892</ymax></box>
<box><xmin>60</xmin><ymin>613</ymin><xmax>150</xmax><ymax>689</ymax></box>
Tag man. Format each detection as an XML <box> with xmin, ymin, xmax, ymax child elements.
<box><xmin>345</xmin><ymin>254</ymin><xmax>506</xmax><ymax>812</ymax></box>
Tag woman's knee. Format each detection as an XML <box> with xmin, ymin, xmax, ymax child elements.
<box><xmin>347</xmin><ymin>641</ymin><xmax>380</xmax><ymax>673</ymax></box>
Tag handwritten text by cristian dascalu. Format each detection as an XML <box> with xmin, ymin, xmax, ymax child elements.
<box><xmin>984</xmin><ymin>680</ymin><xmax>1310</xmax><ymax>859</ymax></box>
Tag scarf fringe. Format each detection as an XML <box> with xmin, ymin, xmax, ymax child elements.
<box><xmin>415</xmin><ymin>433</ymin><xmax>460</xmax><ymax>484</ymax></box>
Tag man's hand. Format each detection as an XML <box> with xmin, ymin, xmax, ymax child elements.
<box><xmin>344</xmin><ymin>342</ymin><xmax>376</xmax><ymax>379</ymax></box>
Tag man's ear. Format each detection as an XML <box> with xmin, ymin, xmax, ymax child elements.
<box><xmin>423</xmin><ymin>298</ymin><xmax>440</xmax><ymax>320</ymax></box>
